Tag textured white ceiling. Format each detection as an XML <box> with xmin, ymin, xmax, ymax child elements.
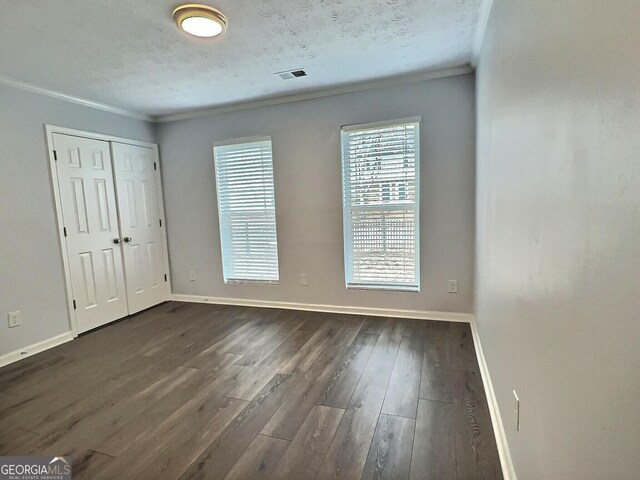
<box><xmin>0</xmin><ymin>0</ymin><xmax>480</xmax><ymax>116</ymax></box>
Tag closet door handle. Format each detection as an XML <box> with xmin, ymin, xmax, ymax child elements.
<box><xmin>113</xmin><ymin>238</ymin><xmax>121</xmax><ymax>245</ymax></box>
<box><xmin>123</xmin><ymin>237</ymin><xmax>132</xmax><ymax>243</ymax></box>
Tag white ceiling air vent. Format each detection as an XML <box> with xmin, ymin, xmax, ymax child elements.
<box><xmin>275</xmin><ymin>69</ymin><xmax>307</xmax><ymax>80</ymax></box>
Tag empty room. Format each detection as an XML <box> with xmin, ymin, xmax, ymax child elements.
<box><xmin>0</xmin><ymin>1</ymin><xmax>638</xmax><ymax>479</ymax></box>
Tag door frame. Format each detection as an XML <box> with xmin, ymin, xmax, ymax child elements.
<box><xmin>45</xmin><ymin>124</ymin><xmax>172</xmax><ymax>336</ymax></box>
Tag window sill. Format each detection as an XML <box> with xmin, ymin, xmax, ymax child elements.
<box><xmin>224</xmin><ymin>280</ymin><xmax>279</xmax><ymax>286</ymax></box>
<box><xmin>346</xmin><ymin>284</ymin><xmax>420</xmax><ymax>293</ymax></box>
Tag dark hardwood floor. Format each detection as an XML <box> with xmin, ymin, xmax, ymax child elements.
<box><xmin>0</xmin><ymin>302</ymin><xmax>502</xmax><ymax>479</ymax></box>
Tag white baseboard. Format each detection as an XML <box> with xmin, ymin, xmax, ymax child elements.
<box><xmin>0</xmin><ymin>331</ymin><xmax>75</xmax><ymax>369</ymax></box>
<box><xmin>171</xmin><ymin>294</ymin><xmax>474</xmax><ymax>323</ymax></box>
<box><xmin>470</xmin><ymin>318</ymin><xmax>517</xmax><ymax>480</ymax></box>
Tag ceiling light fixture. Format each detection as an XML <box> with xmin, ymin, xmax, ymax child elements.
<box><xmin>173</xmin><ymin>4</ymin><xmax>227</xmax><ymax>38</ymax></box>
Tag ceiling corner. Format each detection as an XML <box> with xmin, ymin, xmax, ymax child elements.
<box><xmin>472</xmin><ymin>0</ymin><xmax>496</xmax><ymax>66</ymax></box>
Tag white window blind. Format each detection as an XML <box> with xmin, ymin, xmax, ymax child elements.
<box><xmin>214</xmin><ymin>137</ymin><xmax>279</xmax><ymax>283</ymax></box>
<box><xmin>341</xmin><ymin>118</ymin><xmax>420</xmax><ymax>291</ymax></box>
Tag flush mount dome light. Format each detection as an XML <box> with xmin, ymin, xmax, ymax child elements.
<box><xmin>173</xmin><ymin>4</ymin><xmax>227</xmax><ymax>38</ymax></box>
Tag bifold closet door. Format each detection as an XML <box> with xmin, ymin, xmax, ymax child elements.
<box><xmin>53</xmin><ymin>133</ymin><xmax>129</xmax><ymax>333</ymax></box>
<box><xmin>112</xmin><ymin>143</ymin><xmax>168</xmax><ymax>314</ymax></box>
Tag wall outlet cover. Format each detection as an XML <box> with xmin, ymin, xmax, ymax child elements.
<box><xmin>447</xmin><ymin>280</ymin><xmax>459</xmax><ymax>293</ymax></box>
<box><xmin>300</xmin><ymin>273</ymin><xmax>309</xmax><ymax>286</ymax></box>
<box><xmin>8</xmin><ymin>311</ymin><xmax>21</xmax><ymax>328</ymax></box>
<box><xmin>189</xmin><ymin>270</ymin><xmax>196</xmax><ymax>281</ymax></box>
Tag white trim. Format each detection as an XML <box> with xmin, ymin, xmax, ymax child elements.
<box><xmin>150</xmin><ymin>143</ymin><xmax>174</xmax><ymax>299</ymax></box>
<box><xmin>45</xmin><ymin>125</ymin><xmax>158</xmax><ymax>148</ymax></box>
<box><xmin>0</xmin><ymin>332</ymin><xmax>75</xmax><ymax>369</ymax></box>
<box><xmin>346</xmin><ymin>284</ymin><xmax>420</xmax><ymax>293</ymax></box>
<box><xmin>156</xmin><ymin>65</ymin><xmax>474</xmax><ymax>122</ymax></box>
<box><xmin>2</xmin><ymin>66</ymin><xmax>473</xmax><ymax>123</ymax></box>
<box><xmin>171</xmin><ymin>294</ymin><xmax>474</xmax><ymax>323</ymax></box>
<box><xmin>472</xmin><ymin>0</ymin><xmax>495</xmax><ymax>66</ymax></box>
<box><xmin>341</xmin><ymin>116</ymin><xmax>422</xmax><ymax>132</ymax></box>
<box><xmin>44</xmin><ymin>124</ymin><xmax>172</xmax><ymax>335</ymax></box>
<box><xmin>214</xmin><ymin>135</ymin><xmax>272</xmax><ymax>148</ymax></box>
<box><xmin>470</xmin><ymin>318</ymin><xmax>517</xmax><ymax>480</ymax></box>
<box><xmin>45</xmin><ymin>126</ymin><xmax>79</xmax><ymax>335</ymax></box>
<box><xmin>0</xmin><ymin>74</ymin><xmax>153</xmax><ymax>122</ymax></box>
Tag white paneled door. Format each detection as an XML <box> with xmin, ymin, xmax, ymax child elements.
<box><xmin>53</xmin><ymin>132</ymin><xmax>170</xmax><ymax>333</ymax></box>
<box><xmin>112</xmin><ymin>143</ymin><xmax>168</xmax><ymax>314</ymax></box>
<box><xmin>53</xmin><ymin>133</ymin><xmax>129</xmax><ymax>333</ymax></box>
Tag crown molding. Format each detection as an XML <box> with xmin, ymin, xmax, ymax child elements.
<box><xmin>472</xmin><ymin>0</ymin><xmax>495</xmax><ymax>66</ymax></box>
<box><xmin>155</xmin><ymin>64</ymin><xmax>474</xmax><ymax>123</ymax></box>
<box><xmin>1</xmin><ymin>64</ymin><xmax>474</xmax><ymax>124</ymax></box>
<box><xmin>0</xmin><ymin>74</ymin><xmax>154</xmax><ymax>122</ymax></box>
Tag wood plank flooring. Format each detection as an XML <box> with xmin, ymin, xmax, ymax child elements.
<box><xmin>0</xmin><ymin>302</ymin><xmax>502</xmax><ymax>479</ymax></box>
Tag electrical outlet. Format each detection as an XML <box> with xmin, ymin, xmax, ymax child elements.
<box><xmin>300</xmin><ymin>274</ymin><xmax>309</xmax><ymax>286</ymax></box>
<box><xmin>189</xmin><ymin>270</ymin><xmax>196</xmax><ymax>281</ymax></box>
<box><xmin>8</xmin><ymin>311</ymin><xmax>21</xmax><ymax>328</ymax></box>
<box><xmin>447</xmin><ymin>280</ymin><xmax>458</xmax><ymax>293</ymax></box>
<box><xmin>513</xmin><ymin>390</ymin><xmax>520</xmax><ymax>431</ymax></box>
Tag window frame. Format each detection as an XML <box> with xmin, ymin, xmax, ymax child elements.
<box><xmin>213</xmin><ymin>135</ymin><xmax>280</xmax><ymax>285</ymax></box>
<box><xmin>341</xmin><ymin>117</ymin><xmax>421</xmax><ymax>292</ymax></box>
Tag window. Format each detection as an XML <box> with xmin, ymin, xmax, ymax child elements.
<box><xmin>341</xmin><ymin>118</ymin><xmax>420</xmax><ymax>291</ymax></box>
<box><xmin>214</xmin><ymin>136</ymin><xmax>279</xmax><ymax>283</ymax></box>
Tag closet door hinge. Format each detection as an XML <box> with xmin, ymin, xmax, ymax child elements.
<box><xmin>53</xmin><ymin>150</ymin><xmax>58</xmax><ymax>161</ymax></box>
<box><xmin>164</xmin><ymin>274</ymin><xmax>168</xmax><ymax>282</ymax></box>
<box><xmin>154</xmin><ymin>162</ymin><xmax>157</xmax><ymax>170</ymax></box>
<box><xmin>63</xmin><ymin>227</ymin><xmax>67</xmax><ymax>237</ymax></box>
<box><xmin>72</xmin><ymin>300</ymin><xmax>77</xmax><ymax>310</ymax></box>
<box><xmin>159</xmin><ymin>219</ymin><xmax>162</xmax><ymax>227</ymax></box>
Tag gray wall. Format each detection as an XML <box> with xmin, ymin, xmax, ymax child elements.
<box><xmin>0</xmin><ymin>84</ymin><xmax>155</xmax><ymax>358</ymax></box>
<box><xmin>475</xmin><ymin>1</ymin><xmax>640</xmax><ymax>478</ymax></box>
<box><xmin>158</xmin><ymin>74</ymin><xmax>476</xmax><ymax>314</ymax></box>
